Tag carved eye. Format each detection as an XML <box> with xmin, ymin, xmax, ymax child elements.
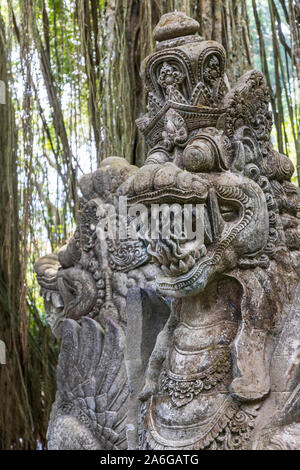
<box><xmin>183</xmin><ymin>140</ymin><xmax>215</xmax><ymax>172</ymax></box>
<box><xmin>219</xmin><ymin>202</ymin><xmax>240</xmax><ymax>222</ymax></box>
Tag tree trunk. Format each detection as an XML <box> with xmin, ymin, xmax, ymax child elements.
<box><xmin>0</xmin><ymin>13</ymin><xmax>22</xmax><ymax>449</ymax></box>
<box><xmin>0</xmin><ymin>12</ymin><xmax>57</xmax><ymax>449</ymax></box>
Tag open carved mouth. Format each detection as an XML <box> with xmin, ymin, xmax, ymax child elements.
<box><xmin>128</xmin><ymin>183</ymin><xmax>243</xmax><ymax>293</ymax></box>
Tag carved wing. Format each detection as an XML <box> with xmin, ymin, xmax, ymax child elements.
<box><xmin>51</xmin><ymin>316</ymin><xmax>129</xmax><ymax>450</ymax></box>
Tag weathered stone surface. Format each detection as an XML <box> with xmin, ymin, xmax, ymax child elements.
<box><xmin>125</xmin><ymin>288</ymin><xmax>170</xmax><ymax>449</ymax></box>
<box><xmin>153</xmin><ymin>12</ymin><xmax>200</xmax><ymax>42</ymax></box>
<box><xmin>34</xmin><ymin>11</ymin><xmax>300</xmax><ymax>450</ymax></box>
<box><xmin>47</xmin><ymin>317</ymin><xmax>129</xmax><ymax>450</ymax></box>
<box><xmin>271</xmin><ymin>281</ymin><xmax>300</xmax><ymax>393</ymax></box>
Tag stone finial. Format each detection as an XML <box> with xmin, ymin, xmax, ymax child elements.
<box><xmin>153</xmin><ymin>11</ymin><xmax>200</xmax><ymax>42</ymax></box>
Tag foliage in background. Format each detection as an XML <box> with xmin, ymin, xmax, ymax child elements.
<box><xmin>0</xmin><ymin>0</ymin><xmax>299</xmax><ymax>449</ymax></box>
<box><xmin>0</xmin><ymin>11</ymin><xmax>57</xmax><ymax>450</ymax></box>
<box><xmin>249</xmin><ymin>0</ymin><xmax>299</xmax><ymax>183</ymax></box>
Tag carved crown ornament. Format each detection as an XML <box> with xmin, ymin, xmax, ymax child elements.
<box><xmin>136</xmin><ymin>18</ymin><xmax>227</xmax><ymax>149</ymax></box>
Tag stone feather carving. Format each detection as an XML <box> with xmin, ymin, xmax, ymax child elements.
<box><xmin>47</xmin><ymin>316</ymin><xmax>129</xmax><ymax>450</ymax></box>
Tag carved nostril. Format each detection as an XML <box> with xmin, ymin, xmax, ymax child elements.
<box><xmin>183</xmin><ymin>140</ymin><xmax>215</xmax><ymax>172</ymax></box>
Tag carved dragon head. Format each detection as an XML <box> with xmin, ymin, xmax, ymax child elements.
<box><xmin>121</xmin><ymin>12</ymin><xmax>300</xmax><ymax>300</ymax></box>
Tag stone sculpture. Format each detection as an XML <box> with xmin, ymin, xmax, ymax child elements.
<box><xmin>35</xmin><ymin>12</ymin><xmax>300</xmax><ymax>450</ymax></box>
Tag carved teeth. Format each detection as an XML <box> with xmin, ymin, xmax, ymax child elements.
<box><xmin>150</xmin><ymin>240</ymin><xmax>210</xmax><ymax>277</ymax></box>
<box><xmin>161</xmin><ymin>265</ymin><xmax>171</xmax><ymax>276</ymax></box>
<box><xmin>200</xmin><ymin>245</ymin><xmax>207</xmax><ymax>257</ymax></box>
<box><xmin>145</xmin><ymin>231</ymin><xmax>209</xmax><ymax>277</ymax></box>
<box><xmin>170</xmin><ymin>263</ymin><xmax>180</xmax><ymax>274</ymax></box>
<box><xmin>179</xmin><ymin>260</ymin><xmax>189</xmax><ymax>273</ymax></box>
<box><xmin>186</xmin><ymin>255</ymin><xmax>195</xmax><ymax>269</ymax></box>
